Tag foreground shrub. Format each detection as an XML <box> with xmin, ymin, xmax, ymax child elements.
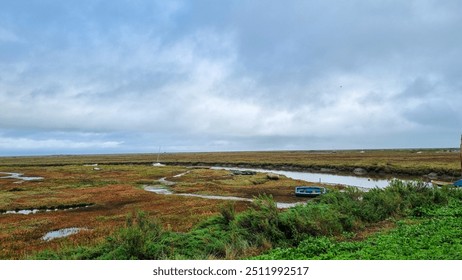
<box><xmin>233</xmin><ymin>194</ymin><xmax>285</xmax><ymax>247</ymax></box>
<box><xmin>279</xmin><ymin>203</ymin><xmax>345</xmax><ymax>243</ymax></box>
<box><xmin>101</xmin><ymin>210</ymin><xmax>164</xmax><ymax>259</ymax></box>
<box><xmin>317</xmin><ymin>188</ymin><xmax>363</xmax><ymax>230</ymax></box>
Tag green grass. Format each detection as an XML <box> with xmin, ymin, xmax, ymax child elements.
<box><xmin>255</xmin><ymin>199</ymin><xmax>462</xmax><ymax>260</ymax></box>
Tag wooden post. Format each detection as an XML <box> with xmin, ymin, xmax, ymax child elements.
<box><xmin>460</xmin><ymin>134</ymin><xmax>462</xmax><ymax>177</ymax></box>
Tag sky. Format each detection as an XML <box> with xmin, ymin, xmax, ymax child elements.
<box><xmin>1</xmin><ymin>0</ymin><xmax>461</xmax><ymax>156</ymax></box>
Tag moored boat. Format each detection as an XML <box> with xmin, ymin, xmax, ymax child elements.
<box><xmin>295</xmin><ymin>186</ymin><xmax>327</xmax><ymax>197</ymax></box>
<box><xmin>453</xmin><ymin>179</ymin><xmax>462</xmax><ymax>187</ymax></box>
<box><xmin>431</xmin><ymin>179</ymin><xmax>462</xmax><ymax>187</ymax></box>
<box><xmin>431</xmin><ymin>180</ymin><xmax>454</xmax><ymax>186</ymax></box>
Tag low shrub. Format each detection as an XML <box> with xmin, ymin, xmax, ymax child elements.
<box><xmin>279</xmin><ymin>203</ymin><xmax>345</xmax><ymax>243</ymax></box>
<box><xmin>100</xmin><ymin>210</ymin><xmax>164</xmax><ymax>259</ymax></box>
<box><xmin>233</xmin><ymin>194</ymin><xmax>285</xmax><ymax>247</ymax></box>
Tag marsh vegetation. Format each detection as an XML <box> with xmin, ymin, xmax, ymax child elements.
<box><xmin>0</xmin><ymin>149</ymin><xmax>460</xmax><ymax>259</ymax></box>
<box><xmin>35</xmin><ymin>181</ymin><xmax>462</xmax><ymax>260</ymax></box>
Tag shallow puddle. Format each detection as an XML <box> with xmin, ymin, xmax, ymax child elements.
<box><xmin>0</xmin><ymin>172</ymin><xmax>44</xmax><ymax>182</ymax></box>
<box><xmin>143</xmin><ymin>185</ymin><xmax>173</xmax><ymax>195</ymax></box>
<box><xmin>41</xmin><ymin>228</ymin><xmax>87</xmax><ymax>241</ymax></box>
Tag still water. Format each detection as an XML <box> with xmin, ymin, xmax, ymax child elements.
<box><xmin>0</xmin><ymin>172</ymin><xmax>44</xmax><ymax>181</ymax></box>
<box><xmin>212</xmin><ymin>167</ymin><xmax>391</xmax><ymax>189</ymax></box>
<box><xmin>41</xmin><ymin>228</ymin><xmax>87</xmax><ymax>241</ymax></box>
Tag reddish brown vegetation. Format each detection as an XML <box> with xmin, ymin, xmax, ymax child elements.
<box><xmin>0</xmin><ymin>165</ymin><xmax>284</xmax><ymax>259</ymax></box>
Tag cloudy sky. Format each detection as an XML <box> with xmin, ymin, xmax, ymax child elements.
<box><xmin>1</xmin><ymin>0</ymin><xmax>461</xmax><ymax>155</ymax></box>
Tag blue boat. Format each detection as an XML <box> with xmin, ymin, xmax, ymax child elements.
<box><xmin>431</xmin><ymin>179</ymin><xmax>462</xmax><ymax>187</ymax></box>
<box><xmin>454</xmin><ymin>179</ymin><xmax>462</xmax><ymax>187</ymax></box>
<box><xmin>295</xmin><ymin>186</ymin><xmax>327</xmax><ymax>197</ymax></box>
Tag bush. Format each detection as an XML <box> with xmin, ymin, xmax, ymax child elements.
<box><xmin>317</xmin><ymin>188</ymin><xmax>363</xmax><ymax>230</ymax></box>
<box><xmin>279</xmin><ymin>203</ymin><xmax>345</xmax><ymax>243</ymax></box>
<box><xmin>101</xmin><ymin>210</ymin><xmax>164</xmax><ymax>259</ymax></box>
<box><xmin>220</xmin><ymin>202</ymin><xmax>236</xmax><ymax>225</ymax></box>
<box><xmin>359</xmin><ymin>188</ymin><xmax>401</xmax><ymax>222</ymax></box>
<box><xmin>234</xmin><ymin>194</ymin><xmax>285</xmax><ymax>247</ymax></box>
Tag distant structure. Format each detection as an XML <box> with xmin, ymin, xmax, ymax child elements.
<box><xmin>153</xmin><ymin>146</ymin><xmax>165</xmax><ymax>167</ymax></box>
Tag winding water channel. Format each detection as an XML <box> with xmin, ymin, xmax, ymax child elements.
<box><xmin>1</xmin><ymin>167</ymin><xmax>394</xmax><ymax>213</ymax></box>
<box><xmin>211</xmin><ymin>167</ymin><xmax>391</xmax><ymax>189</ymax></box>
<box><xmin>143</xmin><ymin>185</ymin><xmax>305</xmax><ymax>209</ymax></box>
<box><xmin>143</xmin><ymin>166</ymin><xmax>393</xmax><ymax>209</ymax></box>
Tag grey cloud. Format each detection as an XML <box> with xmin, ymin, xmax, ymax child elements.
<box><xmin>403</xmin><ymin>97</ymin><xmax>462</xmax><ymax>128</ymax></box>
<box><xmin>1</xmin><ymin>0</ymin><xmax>462</xmax><ymax>154</ymax></box>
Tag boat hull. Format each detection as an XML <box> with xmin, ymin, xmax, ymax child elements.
<box><xmin>295</xmin><ymin>186</ymin><xmax>326</xmax><ymax>197</ymax></box>
<box><xmin>431</xmin><ymin>180</ymin><xmax>453</xmax><ymax>186</ymax></box>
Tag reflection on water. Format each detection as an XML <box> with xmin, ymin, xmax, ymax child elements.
<box><xmin>212</xmin><ymin>167</ymin><xmax>390</xmax><ymax>189</ymax></box>
<box><xmin>41</xmin><ymin>227</ymin><xmax>87</xmax><ymax>241</ymax></box>
<box><xmin>0</xmin><ymin>172</ymin><xmax>44</xmax><ymax>181</ymax></box>
<box><xmin>143</xmin><ymin>185</ymin><xmax>173</xmax><ymax>194</ymax></box>
<box><xmin>1</xmin><ymin>205</ymin><xmax>93</xmax><ymax>215</ymax></box>
<box><xmin>4</xmin><ymin>209</ymin><xmax>40</xmax><ymax>215</ymax></box>
<box><xmin>144</xmin><ymin>165</ymin><xmax>391</xmax><ymax>209</ymax></box>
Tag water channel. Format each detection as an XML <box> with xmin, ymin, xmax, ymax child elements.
<box><xmin>1</xmin><ymin>205</ymin><xmax>93</xmax><ymax>215</ymax></box>
<box><xmin>143</xmin><ymin>185</ymin><xmax>305</xmax><ymax>209</ymax></box>
<box><xmin>144</xmin><ymin>166</ymin><xmax>399</xmax><ymax>209</ymax></box>
<box><xmin>212</xmin><ymin>167</ymin><xmax>392</xmax><ymax>189</ymax></box>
